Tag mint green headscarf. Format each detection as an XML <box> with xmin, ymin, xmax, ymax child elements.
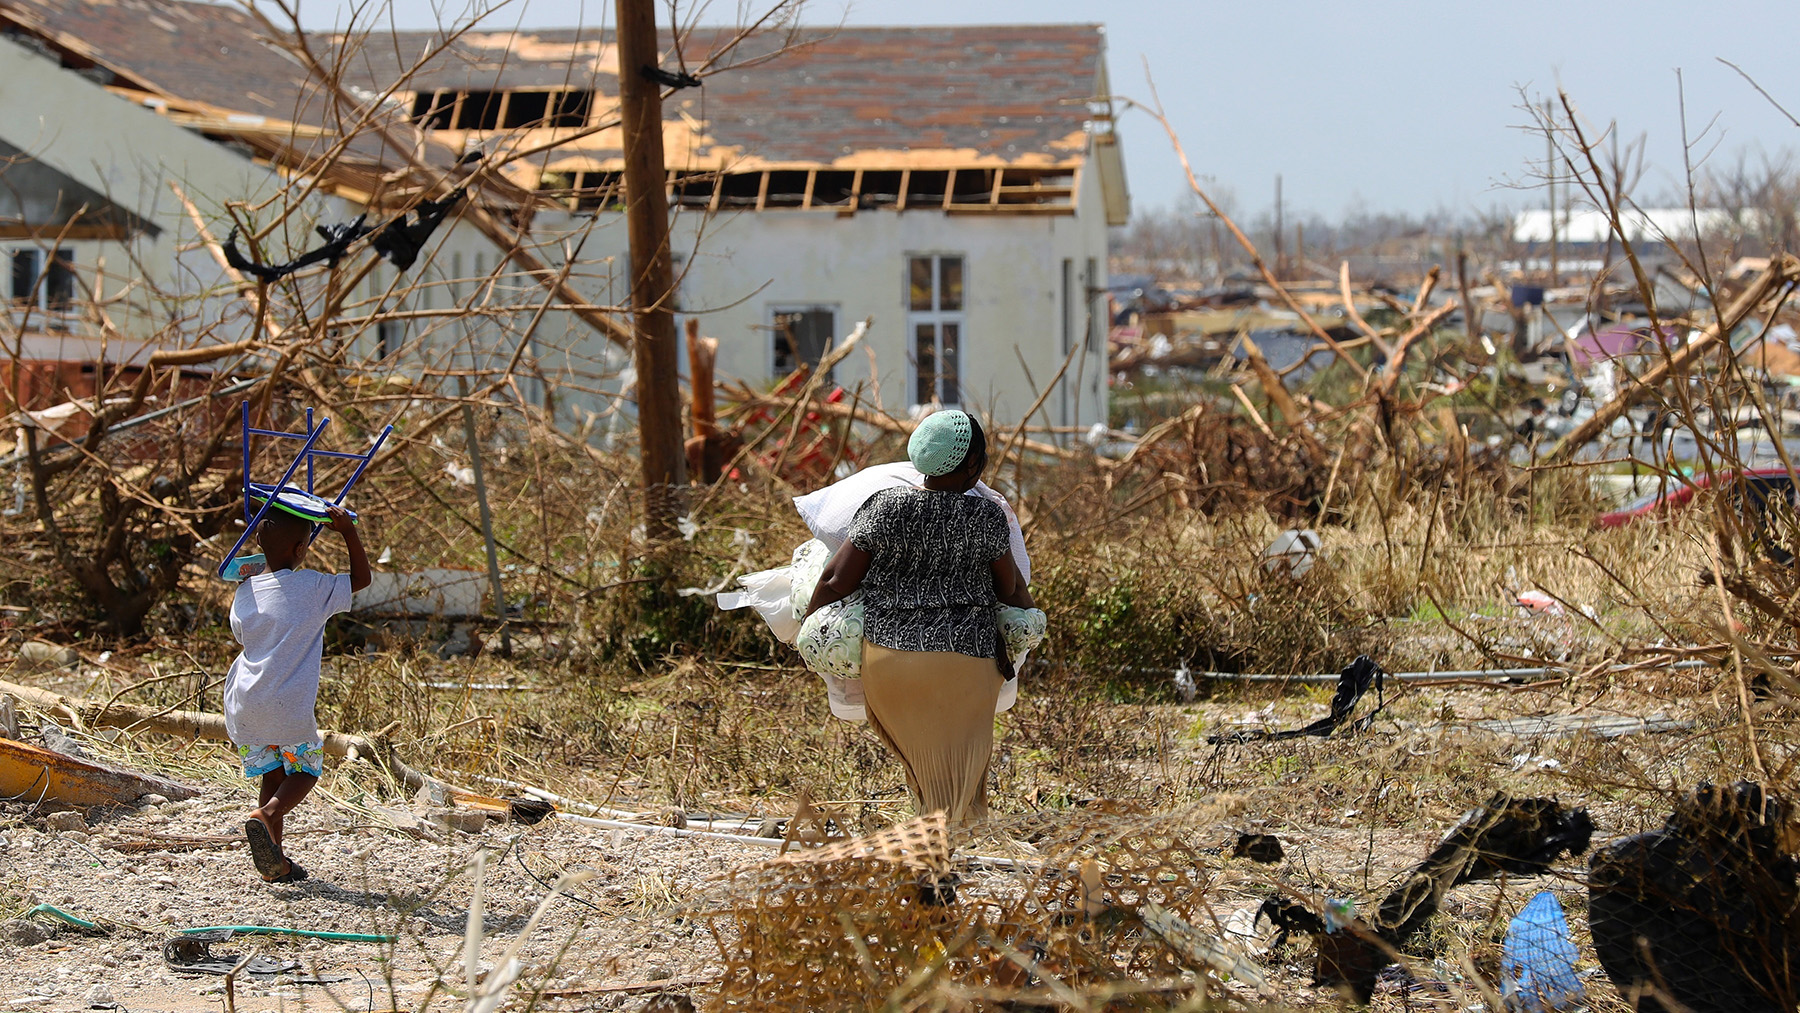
<box><xmin>907</xmin><ymin>409</ymin><xmax>976</xmax><ymax>477</ymax></box>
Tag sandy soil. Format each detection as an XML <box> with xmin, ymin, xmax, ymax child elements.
<box><xmin>0</xmin><ymin>677</ymin><xmax>1700</xmax><ymax>1012</ymax></box>
<box><xmin>0</xmin><ymin>776</ymin><xmax>770</xmax><ymax>1012</ymax></box>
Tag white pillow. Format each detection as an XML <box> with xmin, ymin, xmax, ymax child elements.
<box><xmin>792</xmin><ymin>461</ymin><xmax>1031</xmax><ymax>583</ymax></box>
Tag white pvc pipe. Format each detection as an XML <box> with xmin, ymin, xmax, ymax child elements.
<box><xmin>558</xmin><ymin>813</ymin><xmax>785</xmax><ymax>848</ymax></box>
<box><xmin>459</xmin><ymin>772</ymin><xmax>763</xmax><ymax>832</ymax></box>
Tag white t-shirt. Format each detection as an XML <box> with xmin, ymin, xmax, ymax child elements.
<box><xmin>223</xmin><ymin>568</ymin><xmax>352</xmax><ymax>748</ymax></box>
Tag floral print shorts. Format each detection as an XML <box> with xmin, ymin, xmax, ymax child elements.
<box><xmin>238</xmin><ymin>741</ymin><xmax>326</xmax><ymax>778</ymax></box>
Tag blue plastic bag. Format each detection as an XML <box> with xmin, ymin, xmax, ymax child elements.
<box><xmin>1502</xmin><ymin>891</ymin><xmax>1585</xmax><ymax>1013</ymax></box>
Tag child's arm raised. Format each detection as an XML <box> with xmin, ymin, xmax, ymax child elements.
<box><xmin>324</xmin><ymin>503</ymin><xmax>372</xmax><ymax>593</ymax></box>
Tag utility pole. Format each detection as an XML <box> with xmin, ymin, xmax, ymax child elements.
<box><xmin>616</xmin><ymin>0</ymin><xmax>687</xmax><ymax>539</ymax></box>
<box><xmin>1273</xmin><ymin>174</ymin><xmax>1285</xmax><ymax>281</ymax></box>
<box><xmin>1545</xmin><ymin>99</ymin><xmax>1558</xmax><ymax>287</ymax></box>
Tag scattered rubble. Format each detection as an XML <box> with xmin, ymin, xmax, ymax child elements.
<box><xmin>1264</xmin><ymin>793</ymin><xmax>1593</xmax><ymax>1002</ymax></box>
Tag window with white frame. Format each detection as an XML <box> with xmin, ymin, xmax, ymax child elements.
<box><xmin>907</xmin><ymin>254</ymin><xmax>964</xmax><ymax>406</ymax></box>
<box><xmin>771</xmin><ymin>305</ymin><xmax>837</xmax><ymax>381</ymax></box>
<box><xmin>8</xmin><ymin>247</ymin><xmax>76</xmax><ymax>330</ymax></box>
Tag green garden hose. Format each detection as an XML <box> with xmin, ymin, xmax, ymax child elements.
<box><xmin>180</xmin><ymin>924</ymin><xmax>395</xmax><ymax>943</ymax></box>
<box><xmin>24</xmin><ymin>903</ymin><xmax>395</xmax><ymax>943</ymax></box>
<box><xmin>23</xmin><ymin>903</ymin><xmax>101</xmax><ymax>931</ymax></box>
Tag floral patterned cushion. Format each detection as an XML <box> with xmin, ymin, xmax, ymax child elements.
<box><xmin>797</xmin><ymin>598</ymin><xmax>1046</xmax><ymax>679</ymax></box>
<box><xmin>796</xmin><ymin>590</ymin><xmax>866</xmax><ymax>677</ymax></box>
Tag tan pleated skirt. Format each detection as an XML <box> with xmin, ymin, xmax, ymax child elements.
<box><xmin>860</xmin><ymin>642</ymin><xmax>1004</xmax><ymax>824</ymax></box>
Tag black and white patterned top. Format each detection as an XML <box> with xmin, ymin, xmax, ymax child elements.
<box><xmin>849</xmin><ymin>486</ymin><xmax>1010</xmax><ymax>658</ymax></box>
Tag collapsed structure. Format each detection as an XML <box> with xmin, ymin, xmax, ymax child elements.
<box><xmin>0</xmin><ymin>0</ymin><xmax>1127</xmax><ymax>428</ymax></box>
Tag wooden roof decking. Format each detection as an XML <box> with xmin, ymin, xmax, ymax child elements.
<box><xmin>0</xmin><ymin>1</ymin><xmax>1112</xmax><ymax>213</ymax></box>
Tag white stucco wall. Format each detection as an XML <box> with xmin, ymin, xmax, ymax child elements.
<box><xmin>357</xmin><ymin>170</ymin><xmax>1112</xmax><ymax>430</ymax></box>
<box><xmin>664</xmin><ymin>174</ymin><xmax>1111</xmax><ymax>429</ymax></box>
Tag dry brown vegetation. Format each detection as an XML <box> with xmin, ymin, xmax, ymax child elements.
<box><xmin>4</xmin><ymin>6</ymin><xmax>1800</xmax><ymax>1008</ymax></box>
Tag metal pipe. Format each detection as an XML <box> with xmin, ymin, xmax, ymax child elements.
<box><xmin>241</xmin><ymin>401</ymin><xmax>252</xmax><ymax>524</ymax></box>
<box><xmin>1105</xmin><ymin>659</ymin><xmax>1719</xmax><ymax>685</ymax></box>
<box><xmin>304</xmin><ymin>406</ymin><xmax>314</xmax><ymax>495</ymax></box>
<box><xmin>330</xmin><ymin>424</ymin><xmax>393</xmax><ymax>505</ymax></box>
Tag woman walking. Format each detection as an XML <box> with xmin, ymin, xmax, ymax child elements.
<box><xmin>804</xmin><ymin>410</ymin><xmax>1035</xmax><ymax>823</ymax></box>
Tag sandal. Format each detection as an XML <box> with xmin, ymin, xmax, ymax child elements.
<box><xmin>269</xmin><ymin>860</ymin><xmax>308</xmax><ymax>884</ymax></box>
<box><xmin>244</xmin><ymin>817</ymin><xmax>287</xmax><ymax>880</ymax></box>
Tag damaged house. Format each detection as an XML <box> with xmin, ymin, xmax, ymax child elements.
<box><xmin>0</xmin><ymin>0</ymin><xmax>1127</xmax><ymax>429</ymax></box>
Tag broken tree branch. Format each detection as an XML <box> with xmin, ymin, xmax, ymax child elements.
<box><xmin>1340</xmin><ymin>261</ymin><xmax>1394</xmax><ymax>360</ymax></box>
<box><xmin>1131</xmin><ymin>68</ymin><xmax>1369</xmax><ymax>381</ymax></box>
<box><xmin>1240</xmin><ymin>332</ymin><xmax>1325</xmax><ymax>464</ymax></box>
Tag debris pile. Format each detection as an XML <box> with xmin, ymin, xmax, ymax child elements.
<box><xmin>1263</xmin><ymin>793</ymin><xmax>1593</xmax><ymax>1002</ymax></box>
<box><xmin>699</xmin><ymin>806</ymin><xmax>1262</xmax><ymax>1010</ymax></box>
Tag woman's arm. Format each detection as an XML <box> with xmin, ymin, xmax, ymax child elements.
<box><xmin>992</xmin><ymin>551</ymin><xmax>1036</xmax><ymax>610</ymax></box>
<box><xmin>803</xmin><ymin>542</ymin><xmax>873</xmax><ymax>619</ymax></box>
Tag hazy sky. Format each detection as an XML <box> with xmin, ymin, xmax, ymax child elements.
<box><xmin>295</xmin><ymin>0</ymin><xmax>1800</xmax><ymax>222</ymax></box>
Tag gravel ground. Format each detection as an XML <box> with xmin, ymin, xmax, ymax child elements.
<box><xmin>0</xmin><ymin>769</ymin><xmax>769</xmax><ymax>1012</ymax></box>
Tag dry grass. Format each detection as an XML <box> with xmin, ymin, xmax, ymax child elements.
<box><xmin>3</xmin><ymin>409</ymin><xmax>1796</xmax><ymax>1012</ymax></box>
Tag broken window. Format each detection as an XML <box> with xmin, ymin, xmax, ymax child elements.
<box><xmin>1085</xmin><ymin>256</ymin><xmax>1100</xmax><ymax>352</ymax></box>
<box><xmin>377</xmin><ymin>318</ymin><xmax>402</xmax><ymax>359</ymax></box>
<box><xmin>907</xmin><ymin>255</ymin><xmax>964</xmax><ymax>406</ymax></box>
<box><xmin>9</xmin><ymin>249</ymin><xmax>37</xmax><ymax>305</ymax></box>
<box><xmin>771</xmin><ymin>306</ymin><xmax>837</xmax><ymax>381</ymax></box>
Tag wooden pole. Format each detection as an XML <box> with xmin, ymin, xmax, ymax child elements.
<box><xmin>616</xmin><ymin>0</ymin><xmax>688</xmax><ymax>538</ymax></box>
<box><xmin>686</xmin><ymin>317</ymin><xmax>716</xmax><ymax>439</ymax></box>
<box><xmin>457</xmin><ymin>376</ymin><xmax>511</xmax><ymax>657</ymax></box>
<box><xmin>1546</xmin><ymin>99</ymin><xmax>1558</xmax><ymax>286</ymax></box>
<box><xmin>1273</xmin><ymin>173</ymin><xmax>1285</xmax><ymax>282</ymax></box>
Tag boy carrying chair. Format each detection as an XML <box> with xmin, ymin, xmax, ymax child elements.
<box><xmin>224</xmin><ymin>501</ymin><xmax>370</xmax><ymax>882</ymax></box>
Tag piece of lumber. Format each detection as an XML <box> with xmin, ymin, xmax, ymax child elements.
<box><xmin>1377</xmin><ymin>301</ymin><xmax>1459</xmax><ymax>397</ymax></box>
<box><xmin>1239</xmin><ymin>333</ymin><xmax>1324</xmax><ymax>463</ymax></box>
<box><xmin>686</xmin><ymin>319</ymin><xmax>717</xmax><ymax>439</ymax></box>
<box><xmin>0</xmin><ymin>736</ymin><xmax>197</xmax><ymax>806</ymax></box>
<box><xmin>1339</xmin><ymin>261</ymin><xmax>1393</xmax><ymax>359</ymax></box>
<box><xmin>0</xmin><ymin>679</ymin><xmax>436</xmax><ymax>793</ymax></box>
